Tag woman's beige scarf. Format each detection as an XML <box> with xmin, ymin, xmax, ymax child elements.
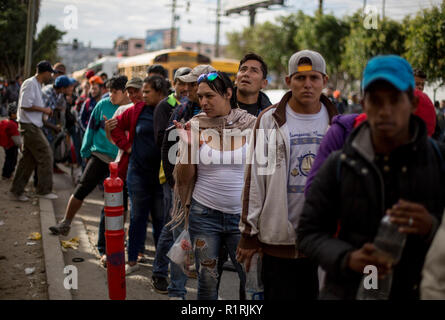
<box><xmin>168</xmin><ymin>107</ymin><xmax>257</xmax><ymax>230</ymax></box>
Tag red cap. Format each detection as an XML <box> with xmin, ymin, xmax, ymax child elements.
<box><xmin>413</xmin><ymin>89</ymin><xmax>436</xmax><ymax>137</ymax></box>
<box><xmin>109</xmin><ymin>162</ymin><xmax>118</xmax><ymax>178</ymax></box>
<box><xmin>85</xmin><ymin>70</ymin><xmax>95</xmax><ymax>79</ymax></box>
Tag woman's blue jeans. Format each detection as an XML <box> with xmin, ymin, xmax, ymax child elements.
<box><xmin>188</xmin><ymin>198</ymin><xmax>246</xmax><ymax>300</ymax></box>
<box><xmin>127</xmin><ymin>168</ymin><xmax>164</xmax><ymax>263</ymax></box>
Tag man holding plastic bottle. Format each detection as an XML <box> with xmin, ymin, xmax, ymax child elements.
<box><xmin>297</xmin><ymin>55</ymin><xmax>445</xmax><ymax>300</ymax></box>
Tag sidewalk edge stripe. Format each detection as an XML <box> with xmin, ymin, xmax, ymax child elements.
<box><xmin>39</xmin><ymin>198</ymin><xmax>73</xmax><ymax>300</ymax></box>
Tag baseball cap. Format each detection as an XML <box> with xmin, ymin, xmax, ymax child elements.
<box><xmin>37</xmin><ymin>61</ymin><xmax>56</xmax><ymax>74</ymax></box>
<box><xmin>125</xmin><ymin>77</ymin><xmax>143</xmax><ymax>89</ymax></box>
<box><xmin>85</xmin><ymin>70</ymin><xmax>95</xmax><ymax>79</ymax></box>
<box><xmin>362</xmin><ymin>55</ymin><xmax>415</xmax><ymax>92</ymax></box>
<box><xmin>413</xmin><ymin>89</ymin><xmax>436</xmax><ymax>137</ymax></box>
<box><xmin>54</xmin><ymin>75</ymin><xmax>76</xmax><ymax>88</ymax></box>
<box><xmin>89</xmin><ymin>75</ymin><xmax>104</xmax><ymax>85</ymax></box>
<box><xmin>174</xmin><ymin>67</ymin><xmax>192</xmax><ymax>81</ymax></box>
<box><xmin>288</xmin><ymin>50</ymin><xmax>326</xmax><ymax>76</ymax></box>
<box><xmin>53</xmin><ymin>62</ymin><xmax>66</xmax><ymax>74</ymax></box>
<box><xmin>178</xmin><ymin>65</ymin><xmax>217</xmax><ymax>83</ymax></box>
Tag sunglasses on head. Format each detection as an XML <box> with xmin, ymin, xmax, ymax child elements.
<box><xmin>197</xmin><ymin>72</ymin><xmax>218</xmax><ymax>84</ymax></box>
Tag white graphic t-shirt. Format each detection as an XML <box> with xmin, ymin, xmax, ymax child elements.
<box><xmin>286</xmin><ymin>103</ymin><xmax>329</xmax><ymax>230</ymax></box>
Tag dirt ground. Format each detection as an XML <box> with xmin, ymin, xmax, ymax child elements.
<box><xmin>0</xmin><ymin>146</ymin><xmax>48</xmax><ymax>300</ymax></box>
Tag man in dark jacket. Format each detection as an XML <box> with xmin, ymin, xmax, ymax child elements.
<box><xmin>298</xmin><ymin>55</ymin><xmax>445</xmax><ymax>300</ymax></box>
<box><xmin>153</xmin><ymin>67</ymin><xmax>191</xmax><ymax>149</ymax></box>
<box><xmin>151</xmin><ymin>65</ymin><xmax>213</xmax><ymax>298</ymax></box>
<box><xmin>151</xmin><ymin>67</ymin><xmax>191</xmax><ymax>294</ymax></box>
<box><xmin>234</xmin><ymin>53</ymin><xmax>271</xmax><ymax>116</ymax></box>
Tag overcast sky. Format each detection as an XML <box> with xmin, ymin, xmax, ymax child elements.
<box><xmin>36</xmin><ymin>0</ymin><xmax>443</xmax><ymax>48</ymax></box>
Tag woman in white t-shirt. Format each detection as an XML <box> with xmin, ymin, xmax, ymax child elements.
<box><xmin>172</xmin><ymin>71</ymin><xmax>256</xmax><ymax>300</ymax></box>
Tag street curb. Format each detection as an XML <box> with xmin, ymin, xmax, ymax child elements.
<box><xmin>39</xmin><ymin>198</ymin><xmax>72</xmax><ymax>300</ymax></box>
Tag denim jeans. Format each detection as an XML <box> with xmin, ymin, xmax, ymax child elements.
<box><xmin>162</xmin><ymin>183</ymin><xmax>173</xmax><ymax>225</ymax></box>
<box><xmin>127</xmin><ymin>168</ymin><xmax>164</xmax><ymax>263</ymax></box>
<box><xmin>168</xmin><ymin>222</ymin><xmax>189</xmax><ymax>299</ymax></box>
<box><xmin>152</xmin><ymin>184</ymin><xmax>174</xmax><ymax>278</ymax></box>
<box><xmin>188</xmin><ymin>198</ymin><xmax>246</xmax><ymax>300</ymax></box>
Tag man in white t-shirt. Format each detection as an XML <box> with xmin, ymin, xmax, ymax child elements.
<box><xmin>237</xmin><ymin>50</ymin><xmax>338</xmax><ymax>299</ymax></box>
<box><xmin>9</xmin><ymin>61</ymin><xmax>58</xmax><ymax>201</ymax></box>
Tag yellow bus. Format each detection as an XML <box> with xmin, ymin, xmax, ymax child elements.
<box><xmin>71</xmin><ymin>57</ymin><xmax>122</xmax><ymax>82</ymax></box>
<box><xmin>210</xmin><ymin>57</ymin><xmax>239</xmax><ymax>82</ymax></box>
<box><xmin>117</xmin><ymin>49</ymin><xmax>212</xmax><ymax>82</ymax></box>
<box><xmin>117</xmin><ymin>49</ymin><xmax>240</xmax><ymax>82</ymax></box>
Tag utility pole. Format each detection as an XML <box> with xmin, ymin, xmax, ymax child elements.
<box><xmin>363</xmin><ymin>0</ymin><xmax>367</xmax><ymax>10</ymax></box>
<box><xmin>249</xmin><ymin>8</ymin><xmax>256</xmax><ymax>27</ymax></box>
<box><xmin>318</xmin><ymin>0</ymin><xmax>323</xmax><ymax>15</ymax></box>
<box><xmin>24</xmin><ymin>0</ymin><xmax>36</xmax><ymax>78</ymax></box>
<box><xmin>215</xmin><ymin>0</ymin><xmax>221</xmax><ymax>57</ymax></box>
<box><xmin>170</xmin><ymin>0</ymin><xmax>177</xmax><ymax>48</ymax></box>
<box><xmin>382</xmin><ymin>0</ymin><xmax>385</xmax><ymax>19</ymax></box>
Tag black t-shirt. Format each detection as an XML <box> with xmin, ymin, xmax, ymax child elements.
<box><xmin>237</xmin><ymin>101</ymin><xmax>259</xmax><ymax>116</ymax></box>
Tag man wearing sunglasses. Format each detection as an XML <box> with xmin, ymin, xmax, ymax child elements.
<box><xmin>151</xmin><ymin>67</ymin><xmax>192</xmax><ymax>293</ymax></box>
<box><xmin>234</xmin><ymin>53</ymin><xmax>272</xmax><ymax>116</ymax></box>
<box><xmin>237</xmin><ymin>50</ymin><xmax>338</xmax><ymax>300</ymax></box>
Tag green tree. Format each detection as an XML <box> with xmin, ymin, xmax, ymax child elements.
<box><xmin>0</xmin><ymin>0</ymin><xmax>28</xmax><ymax>79</ymax></box>
<box><xmin>226</xmin><ymin>13</ymin><xmax>301</xmax><ymax>86</ymax></box>
<box><xmin>226</xmin><ymin>11</ymin><xmax>351</xmax><ymax>87</ymax></box>
<box><xmin>0</xmin><ymin>0</ymin><xmax>63</xmax><ymax>80</ymax></box>
<box><xmin>404</xmin><ymin>1</ymin><xmax>445</xmax><ymax>97</ymax></box>
<box><xmin>341</xmin><ymin>12</ymin><xmax>406</xmax><ymax>85</ymax></box>
<box><xmin>294</xmin><ymin>12</ymin><xmax>350</xmax><ymax>86</ymax></box>
<box><xmin>33</xmin><ymin>24</ymin><xmax>66</xmax><ymax>67</ymax></box>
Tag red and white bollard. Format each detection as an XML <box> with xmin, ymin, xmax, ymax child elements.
<box><xmin>104</xmin><ymin>162</ymin><xmax>125</xmax><ymax>300</ymax></box>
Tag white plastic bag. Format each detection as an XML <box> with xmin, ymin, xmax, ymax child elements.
<box><xmin>167</xmin><ymin>229</ymin><xmax>194</xmax><ymax>274</ymax></box>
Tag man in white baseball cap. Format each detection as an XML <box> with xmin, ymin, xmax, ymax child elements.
<box><xmin>237</xmin><ymin>50</ymin><xmax>338</xmax><ymax>300</ymax></box>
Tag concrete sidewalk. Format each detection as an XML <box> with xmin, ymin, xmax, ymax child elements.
<box><xmin>39</xmin><ymin>198</ymin><xmax>72</xmax><ymax>300</ymax></box>
<box><xmin>40</xmin><ymin>164</ymin><xmax>240</xmax><ymax>300</ymax></box>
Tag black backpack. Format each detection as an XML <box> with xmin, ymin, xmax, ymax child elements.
<box><xmin>52</xmin><ymin>131</ymin><xmax>71</xmax><ymax>163</ymax></box>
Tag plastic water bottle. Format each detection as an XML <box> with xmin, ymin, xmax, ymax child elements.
<box><xmin>244</xmin><ymin>253</ymin><xmax>264</xmax><ymax>300</ymax></box>
<box><xmin>356</xmin><ymin>215</ymin><xmax>407</xmax><ymax>300</ymax></box>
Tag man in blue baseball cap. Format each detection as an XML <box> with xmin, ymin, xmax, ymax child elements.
<box><xmin>297</xmin><ymin>55</ymin><xmax>445</xmax><ymax>300</ymax></box>
<box><xmin>42</xmin><ymin>75</ymin><xmax>75</xmax><ymax>140</ymax></box>
<box><xmin>42</xmin><ymin>75</ymin><xmax>76</xmax><ymax>172</ymax></box>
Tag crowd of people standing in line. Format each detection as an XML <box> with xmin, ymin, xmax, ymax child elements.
<box><xmin>2</xmin><ymin>49</ymin><xmax>445</xmax><ymax>300</ymax></box>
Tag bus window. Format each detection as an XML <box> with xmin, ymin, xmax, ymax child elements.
<box><xmin>154</xmin><ymin>54</ymin><xmax>168</xmax><ymax>63</ymax></box>
<box><xmin>197</xmin><ymin>54</ymin><xmax>211</xmax><ymax>64</ymax></box>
